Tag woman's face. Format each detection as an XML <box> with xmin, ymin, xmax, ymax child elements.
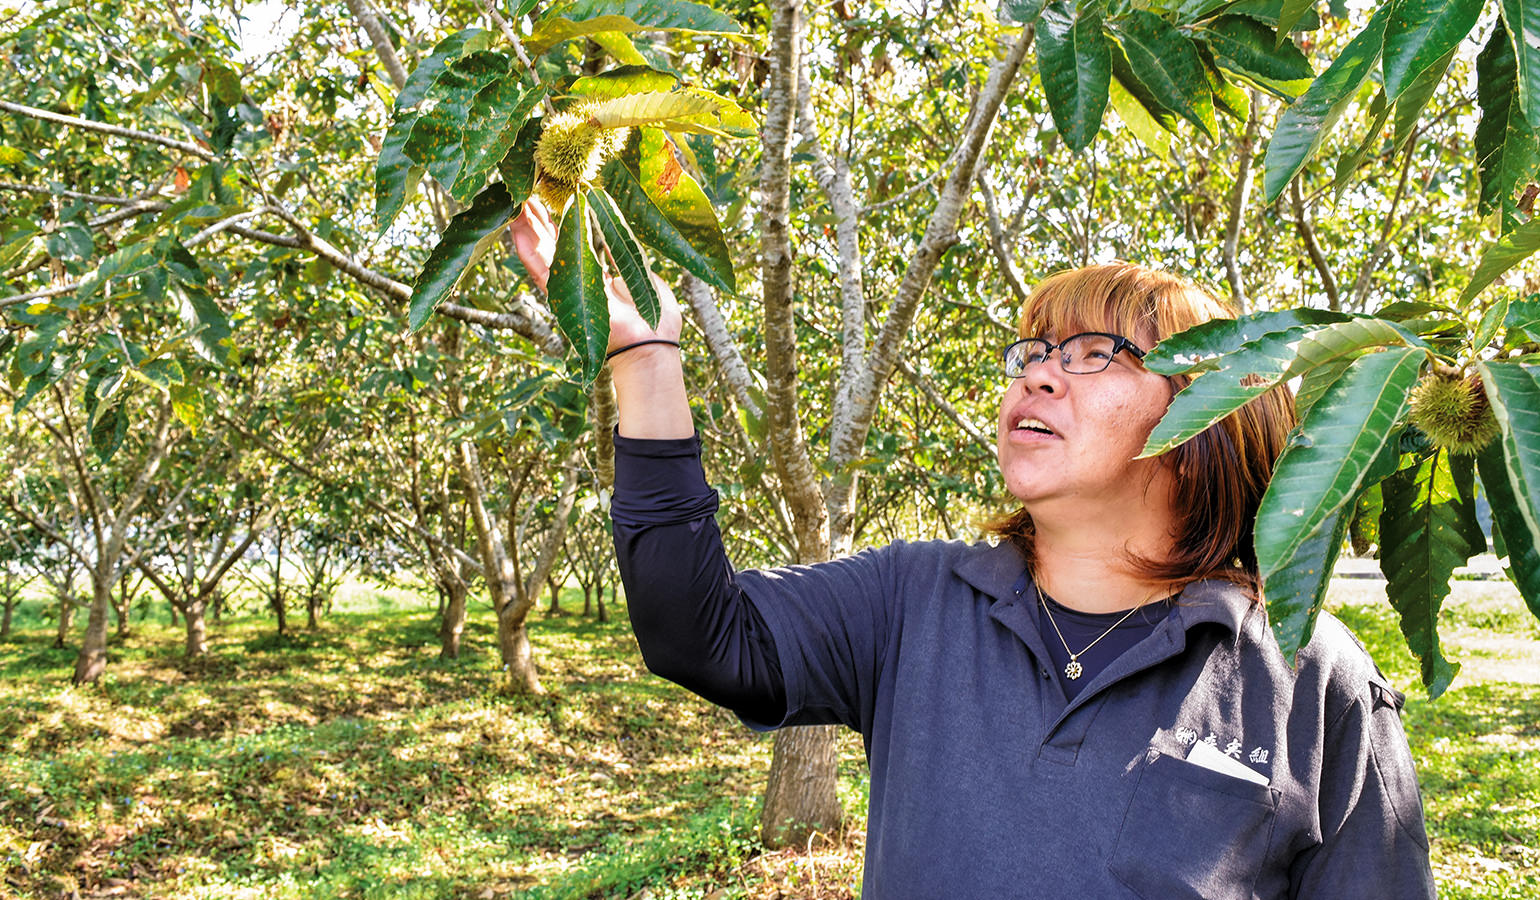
<box><xmin>995</xmin><ymin>327</ymin><xmax>1176</xmax><ymax>516</ymax></box>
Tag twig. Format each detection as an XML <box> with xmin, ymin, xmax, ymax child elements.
<box><xmin>0</xmin><ymin>99</ymin><xmax>218</xmax><ymax>162</ymax></box>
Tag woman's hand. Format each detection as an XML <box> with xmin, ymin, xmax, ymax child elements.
<box><xmin>510</xmin><ymin>197</ymin><xmax>684</xmax><ymax>355</ymax></box>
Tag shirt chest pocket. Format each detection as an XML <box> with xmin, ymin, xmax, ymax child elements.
<box><xmin>1108</xmin><ymin>749</ymin><xmax>1281</xmax><ymax>900</ymax></box>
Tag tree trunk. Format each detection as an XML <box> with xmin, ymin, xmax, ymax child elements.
<box><xmin>1</xmin><ymin>591</ymin><xmax>16</xmax><ymax>638</ymax></box>
<box><xmin>498</xmin><ymin>615</ymin><xmax>542</xmax><ymax>693</ymax></box>
<box><xmin>73</xmin><ymin>572</ymin><xmax>112</xmax><ymax>684</ymax></box>
<box><xmin>112</xmin><ymin>576</ymin><xmax>132</xmax><ymax>639</ymax></box>
<box><xmin>183</xmin><ymin>597</ymin><xmax>208</xmax><ymax>656</ymax></box>
<box><xmin>547</xmin><ymin>576</ymin><xmax>562</xmax><ymax>614</ymax></box>
<box><xmin>438</xmin><ymin>573</ymin><xmax>468</xmax><ymax>660</ymax></box>
<box><xmin>761</xmin><ymin>724</ymin><xmax>843</xmax><ymax>847</ymax></box>
<box><xmin>53</xmin><ymin>591</ymin><xmax>75</xmax><ymax>649</ymax></box>
<box><xmin>271</xmin><ymin>587</ymin><xmax>288</xmax><ymax>635</ymax></box>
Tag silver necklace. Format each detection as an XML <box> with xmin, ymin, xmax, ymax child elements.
<box><xmin>1036</xmin><ymin>584</ymin><xmax>1150</xmax><ymax>680</ymax></box>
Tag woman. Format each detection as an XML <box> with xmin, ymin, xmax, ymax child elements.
<box><xmin>512</xmin><ymin>201</ymin><xmax>1435</xmax><ymax>898</ymax></box>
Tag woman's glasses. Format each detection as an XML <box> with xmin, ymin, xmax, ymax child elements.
<box><xmin>1002</xmin><ymin>332</ymin><xmax>1147</xmax><ymax>377</ymax></box>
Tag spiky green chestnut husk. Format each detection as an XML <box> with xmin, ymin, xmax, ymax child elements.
<box><xmin>533</xmin><ymin>106</ymin><xmax>631</xmax><ymax>210</ymax></box>
<box><xmin>1408</xmin><ymin>371</ymin><xmax>1500</xmax><ymax>455</ymax></box>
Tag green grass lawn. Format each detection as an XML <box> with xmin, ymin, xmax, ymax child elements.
<box><xmin>1</xmin><ymin>578</ymin><xmax>1536</xmax><ymax>898</ymax></box>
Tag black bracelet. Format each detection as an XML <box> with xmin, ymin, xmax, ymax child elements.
<box><xmin>605</xmin><ymin>338</ymin><xmax>681</xmax><ymax>361</ymax></box>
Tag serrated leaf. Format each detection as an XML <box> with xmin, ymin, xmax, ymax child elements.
<box><xmin>1263</xmin><ymin>2</ymin><xmax>1393</xmax><ymax>203</ymax></box>
<box><xmin>589</xmin><ymin>187</ymin><xmax>660</xmax><ymax>328</ymax></box>
<box><xmin>1379</xmin><ymin>450</ymin><xmax>1470</xmax><ymax>698</ymax></box>
<box><xmin>589</xmin><ymin>30</ymin><xmax>649</xmax><ymax>66</ymax></box>
<box><xmin>1255</xmin><ymin>346</ymin><xmax>1423</xmax><ymax>584</ymax></box>
<box><xmin>1461</xmin><ymin>217</ymin><xmax>1540</xmax><ymax>303</ymax></box>
<box><xmin>1477</xmin><ymin>20</ymin><xmax>1540</xmax><ymax>232</ymax></box>
<box><xmin>170</xmin><ymin>381</ymin><xmax>204</xmax><ymax>435</ymax></box>
<box><xmin>1224</xmin><ymin>0</ymin><xmax>1321</xmax><ymax>32</ymax></box>
<box><xmin>1111</xmin><ymin>11</ymin><xmax>1218</xmax><ymax>140</ymax></box>
<box><xmin>587</xmin><ymin>90</ymin><xmax>723</xmax><ymax>132</ymax></box>
<box><xmin>1480</xmin><ymin>361</ymin><xmax>1540</xmax><ymax>548</ymax></box>
<box><xmin>548</xmin><ymin>192</ymin><xmax>609</xmax><ymax>383</ymax></box>
<box><xmin>1382</xmin><ymin>0</ymin><xmax>1482</xmax><ymax>101</ymax></box>
<box><xmin>1200</xmin><ymin>15</ymin><xmax>1313</xmax><ymax>97</ymax></box>
<box><xmin>89</xmin><ymin>401</ymin><xmax>128</xmax><ymax>463</ymax></box>
<box><xmin>1448</xmin><ymin>453</ymin><xmax>1488</xmax><ymax>554</ymax></box>
<box><xmin>1349</xmin><ymin>480</ymin><xmax>1383</xmax><ymax>555</ymax></box>
<box><xmin>1477</xmin><ymin>296</ymin><xmax>1510</xmax><ymax>351</ymax></box>
<box><xmin>1266</xmin><ymin>485</ymin><xmax>1352</xmax><ymax>661</ymax></box>
<box><xmin>1477</xmin><ymin>437</ymin><xmax>1540</xmax><ymax>619</ymax></box>
<box><xmin>410</xmin><ymin>182</ymin><xmax>520</xmax><ymax>331</ymax></box>
<box><xmin>1276</xmin><ymin>0</ymin><xmax>1317</xmax><ymax>36</ymax></box>
<box><xmin>498</xmin><ymin>118</ymin><xmax>544</xmax><ymax>209</ymax></box>
<box><xmin>375</xmin><ymin>29</ymin><xmax>488</xmax><ymax>232</ymax></box>
<box><xmin>1037</xmin><ymin>2</ymin><xmax>1110</xmax><ymax>152</ymax></box>
<box><xmin>526</xmin><ymin>0</ymin><xmax>741</xmax><ymax>57</ymax></box>
<box><xmin>1500</xmin><ymin>0</ymin><xmax>1540</xmax><ymax>121</ymax></box>
<box><xmin>203</xmin><ymin>60</ymin><xmax>243</xmax><ymax>107</ymax></box>
<box><xmin>601</xmin><ymin>128</ymin><xmax>735</xmax><ymax>291</ymax></box>
<box><xmin>455</xmin><ymin>80</ymin><xmax>545</xmax><ymax>207</ymax></box>
<box><xmin>1503</xmin><ymin>296</ymin><xmax>1540</xmax><ymax>345</ymax></box>
<box><xmin>570</xmin><ymin>65</ymin><xmax>679</xmax><ymax>99</ymax></box>
<box><xmin>1332</xmin><ymin>88</ymin><xmax>1389</xmax><ymax>196</ymax></box>
<box><xmin>1203</xmin><ymin>48</ymin><xmax>1253</xmax><ymax>121</ymax></box>
<box><xmin>1391</xmin><ymin>47</ymin><xmax>1456</xmax><ymax>150</ymax></box>
<box><xmin>1106</xmin><ymin>76</ymin><xmax>1172</xmax><ymax>159</ymax></box>
<box><xmin>403</xmin><ymin>51</ymin><xmax>511</xmax><ymax>194</ymax></box>
<box><xmin>1141</xmin><ymin>324</ymin><xmax>1313</xmax><ymax>457</ymax></box>
<box><xmin>178</xmin><ymin>288</ymin><xmax>232</xmax><ymax>364</ymax></box>
<box><xmin>999</xmin><ymin>0</ymin><xmax>1049</xmax><ymax>26</ymax></box>
<box><xmin>1292</xmin><ymin>353</ymin><xmax>1354</xmax><ymax>421</ymax></box>
<box><xmin>1144</xmin><ymin>307</ymin><xmax>1350</xmax><ymax>375</ymax></box>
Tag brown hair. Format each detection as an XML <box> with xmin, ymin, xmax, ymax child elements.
<box><xmin>987</xmin><ymin>263</ymin><xmax>1296</xmax><ymax>596</ymax></box>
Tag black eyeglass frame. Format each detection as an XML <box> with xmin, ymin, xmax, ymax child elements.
<box><xmin>1001</xmin><ymin>332</ymin><xmax>1148</xmax><ymax>377</ymax></box>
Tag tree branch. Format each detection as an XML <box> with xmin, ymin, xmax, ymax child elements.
<box><xmin>1289</xmin><ymin>178</ymin><xmax>1340</xmax><ymax>310</ymax></box>
<box><xmin>976</xmin><ymin>168</ymin><xmax>1030</xmax><ymax>305</ymax></box>
<box><xmin>0</xmin><ymin>99</ymin><xmax>217</xmax><ymax>162</ymax></box>
<box><xmin>342</xmin><ymin>0</ymin><xmax>408</xmax><ymax>90</ymax></box>
<box><xmin>1222</xmin><ymin>94</ymin><xmax>1261</xmax><ymax>313</ymax></box>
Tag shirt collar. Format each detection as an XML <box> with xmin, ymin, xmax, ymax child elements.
<box><xmin>953</xmin><ymin>539</ymin><xmax>1261</xmax><ymax>641</ymax></box>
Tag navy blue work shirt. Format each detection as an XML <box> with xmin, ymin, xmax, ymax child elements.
<box><xmin>612</xmin><ymin>434</ymin><xmax>1436</xmax><ymax>899</ymax></box>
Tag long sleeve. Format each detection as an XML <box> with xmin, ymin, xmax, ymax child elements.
<box><xmin>610</xmin><ymin>432</ymin><xmax>786</xmax><ymax>726</ymax></box>
<box><xmin>1288</xmin><ymin>678</ymin><xmax>1436</xmax><ymax>897</ymax></box>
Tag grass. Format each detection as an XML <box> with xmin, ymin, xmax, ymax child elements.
<box><xmin>1</xmin><ymin>577</ymin><xmax>1536</xmax><ymax>898</ymax></box>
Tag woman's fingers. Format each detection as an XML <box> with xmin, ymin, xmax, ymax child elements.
<box><xmin>510</xmin><ymin>199</ymin><xmax>557</xmax><ymax>292</ymax></box>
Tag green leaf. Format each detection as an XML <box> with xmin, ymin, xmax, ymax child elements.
<box><xmin>1200</xmin><ymin>15</ymin><xmax>1313</xmax><ymax>97</ymax></box>
<box><xmin>1202</xmin><ymin>48</ymin><xmax>1253</xmax><ymax>121</ymax></box>
<box><xmin>570</xmin><ymin>65</ymin><xmax>679</xmax><ymax>99</ymax></box>
<box><xmin>1349</xmin><ymin>480</ymin><xmax>1383</xmax><ymax>555</ymax></box>
<box><xmin>89</xmin><ymin>400</ymin><xmax>128</xmax><ymax>463</ymax></box>
<box><xmin>1477</xmin><ymin>296</ymin><xmax>1510</xmax><ymax>351</ymax></box>
<box><xmin>587</xmin><ymin>90</ymin><xmax>724</xmax><ymax>132</ymax></box>
<box><xmin>548</xmin><ymin>192</ymin><xmax>609</xmax><ymax>383</ymax></box>
<box><xmin>1448</xmin><ymin>453</ymin><xmax>1488</xmax><ymax>554</ymax></box>
<box><xmin>1037</xmin><ymin>2</ymin><xmax>1110</xmax><ymax>153</ymax></box>
<box><xmin>1379</xmin><ymin>451</ymin><xmax>1471</xmax><ymax>698</ymax></box>
<box><xmin>1391</xmin><ymin>47</ymin><xmax>1456</xmax><ymax>150</ymax></box>
<box><xmin>1144</xmin><ymin>307</ymin><xmax>1349</xmax><ymax>375</ymax></box>
<box><xmin>1275</xmin><ymin>0</ymin><xmax>1316</xmax><ymax>40</ymax></box>
<box><xmin>454</xmin><ymin>80</ymin><xmax>545</xmax><ymax>207</ymax></box>
<box><xmin>589</xmin><ymin>187</ymin><xmax>661</xmax><ymax>328</ymax></box>
<box><xmin>589</xmin><ymin>30</ymin><xmax>650</xmax><ymax>65</ymax></box>
<box><xmin>1480</xmin><ymin>361</ymin><xmax>1540</xmax><ymax>547</ymax></box>
<box><xmin>526</xmin><ymin>0</ymin><xmax>742</xmax><ymax>57</ymax></box>
<box><xmin>1503</xmin><ymin>296</ymin><xmax>1540</xmax><ymax>345</ymax></box>
<box><xmin>409</xmin><ymin>182</ymin><xmax>520</xmax><ymax>331</ymax></box>
<box><xmin>1382</xmin><ymin>0</ymin><xmax>1482</xmax><ymax>101</ymax></box>
<box><xmin>1500</xmin><ymin>0</ymin><xmax>1540</xmax><ymax>120</ymax></box>
<box><xmin>375</xmin><ymin>29</ymin><xmax>489</xmax><ymax>233</ymax></box>
<box><xmin>46</xmin><ymin>223</ymin><xmax>93</xmax><ymax>261</ymax></box>
<box><xmin>203</xmin><ymin>60</ymin><xmax>243</xmax><ymax>107</ymax></box>
<box><xmin>1255</xmin><ymin>346</ymin><xmax>1423</xmax><ymax>584</ymax></box>
<box><xmin>1265</xmin><ymin>479</ymin><xmax>1353</xmax><ymax>660</ymax></box>
<box><xmin>1477</xmin><ymin>437</ymin><xmax>1540</xmax><ymax>619</ymax></box>
<box><xmin>1110</xmin><ymin>11</ymin><xmax>1218</xmax><ymax>140</ymax></box>
<box><xmin>178</xmin><ymin>288</ymin><xmax>233</xmax><ymax>364</ymax></box>
<box><xmin>403</xmin><ymin>51</ymin><xmax>511</xmax><ymax>195</ymax></box>
<box><xmin>1106</xmin><ymin>76</ymin><xmax>1172</xmax><ymax>159</ymax></box>
<box><xmin>602</xmin><ymin>129</ymin><xmax>735</xmax><ymax>291</ymax></box>
<box><xmin>1477</xmin><ymin>20</ymin><xmax>1540</xmax><ymax>231</ymax></box>
<box><xmin>1289</xmin><ymin>316</ymin><xmax>1425</xmax><ymax>370</ymax></box>
<box><xmin>1141</xmin><ymin>324</ymin><xmax>1314</xmax><ymax>457</ymax></box>
<box><xmin>1460</xmin><ymin>217</ymin><xmax>1540</xmax><ymax>304</ymax></box>
<box><xmin>1292</xmin><ymin>353</ymin><xmax>1355</xmax><ymax>421</ymax></box>
<box><xmin>498</xmin><ymin>118</ymin><xmax>544</xmax><ymax>210</ymax></box>
<box><xmin>1262</xmin><ymin>2</ymin><xmax>1393</xmax><ymax>203</ymax></box>
<box><xmin>1332</xmin><ymin>88</ymin><xmax>1389</xmax><ymax>196</ymax></box>
<box><xmin>1224</xmin><ymin>0</ymin><xmax>1321</xmax><ymax>32</ymax></box>
<box><xmin>999</xmin><ymin>0</ymin><xmax>1049</xmax><ymax>26</ymax></box>
<box><xmin>170</xmin><ymin>381</ymin><xmax>204</xmax><ymax>435</ymax></box>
